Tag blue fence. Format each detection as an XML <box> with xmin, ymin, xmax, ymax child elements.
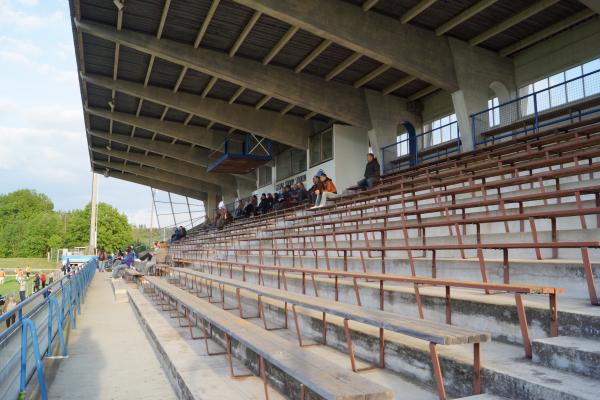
<box><xmin>0</xmin><ymin>259</ymin><xmax>96</xmax><ymax>400</ymax></box>
<box><xmin>471</xmin><ymin>67</ymin><xmax>600</xmax><ymax>146</ymax></box>
<box><xmin>381</xmin><ymin>121</ymin><xmax>461</xmax><ymax>174</ymax></box>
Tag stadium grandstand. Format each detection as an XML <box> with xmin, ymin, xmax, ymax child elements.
<box><xmin>3</xmin><ymin>0</ymin><xmax>600</xmax><ymax>399</ymax></box>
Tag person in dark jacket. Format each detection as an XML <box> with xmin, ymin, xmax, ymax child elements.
<box><xmin>357</xmin><ymin>153</ymin><xmax>381</xmax><ymax>190</ymax></box>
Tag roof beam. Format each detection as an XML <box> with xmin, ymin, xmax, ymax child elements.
<box><xmin>469</xmin><ymin>0</ymin><xmax>560</xmax><ymax>46</ymax></box>
<box><xmin>231</xmin><ymin>0</ymin><xmax>458</xmax><ymax>90</ymax></box>
<box><xmin>353</xmin><ymin>64</ymin><xmax>390</xmax><ymax>88</ymax></box>
<box><xmin>230</xmin><ymin>10</ymin><xmax>262</xmax><ymax>57</ymax></box>
<box><xmin>436</xmin><ymin>0</ymin><xmax>498</xmax><ymax>36</ymax></box>
<box><xmin>82</xmin><ymin>73</ymin><xmax>312</xmax><ymax>148</ymax></box>
<box><xmin>362</xmin><ymin>0</ymin><xmax>380</xmax><ymax>11</ymax></box>
<box><xmin>76</xmin><ymin>20</ymin><xmax>371</xmax><ymax>129</ymax></box>
<box><xmin>86</xmin><ymin>107</ymin><xmax>228</xmax><ymax>151</ymax></box>
<box><xmin>88</xmin><ymin>129</ymin><xmax>210</xmax><ymax>167</ymax></box>
<box><xmin>326</xmin><ymin>52</ymin><xmax>361</xmax><ymax>81</ymax></box>
<box><xmin>91</xmin><ymin>146</ymin><xmax>237</xmax><ymax>187</ymax></box>
<box><xmin>382</xmin><ymin>76</ymin><xmax>417</xmax><ymax>95</ymax></box>
<box><xmin>408</xmin><ymin>85</ymin><xmax>438</xmax><ymax>101</ymax></box>
<box><xmin>400</xmin><ymin>0</ymin><xmax>437</xmax><ymax>24</ymax></box>
<box><xmin>499</xmin><ymin>9</ymin><xmax>596</xmax><ymax>56</ymax></box>
<box><xmin>262</xmin><ymin>26</ymin><xmax>299</xmax><ymax>65</ymax></box>
<box><xmin>94</xmin><ymin>168</ymin><xmax>207</xmax><ymax>201</ymax></box>
<box><xmin>94</xmin><ymin>159</ymin><xmax>223</xmax><ymax>194</ymax></box>
<box><xmin>195</xmin><ymin>0</ymin><xmax>221</xmax><ymax>48</ymax></box>
<box><xmin>294</xmin><ymin>39</ymin><xmax>332</xmax><ymax>73</ymax></box>
<box><xmin>579</xmin><ymin>0</ymin><xmax>600</xmax><ymax>14</ymax></box>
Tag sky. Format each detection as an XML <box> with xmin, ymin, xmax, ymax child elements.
<box><xmin>0</xmin><ymin>0</ymin><xmax>202</xmax><ymax>227</ymax></box>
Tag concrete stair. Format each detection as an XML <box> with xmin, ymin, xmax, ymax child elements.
<box><xmin>532</xmin><ymin>336</ymin><xmax>600</xmax><ymax>379</ymax></box>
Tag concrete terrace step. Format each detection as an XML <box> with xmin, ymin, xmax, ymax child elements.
<box><xmin>457</xmin><ymin>395</ymin><xmax>509</xmax><ymax>400</ymax></box>
<box><xmin>127</xmin><ymin>286</ymin><xmax>287</xmax><ymax>400</ymax></box>
<box><xmin>532</xmin><ymin>336</ymin><xmax>600</xmax><ymax>379</ymax></box>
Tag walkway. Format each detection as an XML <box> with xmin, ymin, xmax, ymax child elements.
<box><xmin>46</xmin><ymin>273</ymin><xmax>176</xmax><ymax>400</ymax></box>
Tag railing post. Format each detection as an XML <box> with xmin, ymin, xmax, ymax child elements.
<box><xmin>20</xmin><ymin>318</ymin><xmax>48</xmax><ymax>400</ymax></box>
<box><xmin>533</xmin><ymin>93</ymin><xmax>539</xmax><ymax>133</ymax></box>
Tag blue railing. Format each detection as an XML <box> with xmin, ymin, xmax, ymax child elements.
<box><xmin>471</xmin><ymin>67</ymin><xmax>600</xmax><ymax>146</ymax></box>
<box><xmin>381</xmin><ymin>121</ymin><xmax>461</xmax><ymax>174</ymax></box>
<box><xmin>0</xmin><ymin>258</ymin><xmax>96</xmax><ymax>400</ymax></box>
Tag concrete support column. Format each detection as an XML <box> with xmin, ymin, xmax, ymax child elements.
<box><xmin>205</xmin><ymin>193</ymin><xmax>219</xmax><ymax>220</ymax></box>
<box><xmin>364</xmin><ymin>90</ymin><xmax>421</xmax><ymax>170</ymax></box>
<box><xmin>448</xmin><ymin>38</ymin><xmax>516</xmax><ymax>150</ymax></box>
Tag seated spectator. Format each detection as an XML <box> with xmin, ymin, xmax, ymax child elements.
<box><xmin>257</xmin><ymin>193</ymin><xmax>269</xmax><ymax>214</ymax></box>
<box><xmin>293</xmin><ymin>182</ymin><xmax>309</xmax><ymax>204</ymax></box>
<box><xmin>112</xmin><ymin>246</ymin><xmax>135</xmax><ymax>278</ymax></box>
<box><xmin>266</xmin><ymin>193</ymin><xmax>274</xmax><ymax>211</ymax></box>
<box><xmin>272</xmin><ymin>193</ymin><xmax>281</xmax><ymax>210</ymax></box>
<box><xmin>234</xmin><ymin>200</ymin><xmax>245</xmax><ymax>219</ymax></box>
<box><xmin>208</xmin><ymin>209</ymin><xmax>222</xmax><ymax>229</ymax></box>
<box><xmin>280</xmin><ymin>186</ymin><xmax>291</xmax><ymax>209</ymax></box>
<box><xmin>170</xmin><ymin>226</ymin><xmax>180</xmax><ymax>242</ymax></box>
<box><xmin>311</xmin><ymin>169</ymin><xmax>338</xmax><ymax>209</ymax></box>
<box><xmin>180</xmin><ymin>226</ymin><xmax>187</xmax><ymax>239</ymax></box>
<box><xmin>308</xmin><ymin>176</ymin><xmax>319</xmax><ymax>203</ymax></box>
<box><xmin>244</xmin><ymin>195</ymin><xmax>257</xmax><ymax>217</ymax></box>
<box><xmin>357</xmin><ymin>152</ymin><xmax>381</xmax><ymax>190</ymax></box>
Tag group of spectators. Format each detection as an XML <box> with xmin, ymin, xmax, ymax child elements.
<box><xmin>1</xmin><ymin>266</ymin><xmax>54</xmax><ymax>328</ymax></box>
<box><xmin>197</xmin><ymin>153</ymin><xmax>382</xmax><ymax>229</ymax></box>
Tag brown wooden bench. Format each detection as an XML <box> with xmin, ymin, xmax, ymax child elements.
<box><xmin>142</xmin><ymin>276</ymin><xmax>393</xmax><ymax>400</ymax></box>
<box><xmin>161</xmin><ymin>268</ymin><xmax>490</xmax><ymax>400</ymax></box>
<box><xmin>166</xmin><ymin>258</ymin><xmax>562</xmax><ymax>360</ymax></box>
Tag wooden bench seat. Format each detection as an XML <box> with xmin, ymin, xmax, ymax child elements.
<box><xmin>143</xmin><ymin>276</ymin><xmax>393</xmax><ymax>400</ymax></box>
<box><xmin>166</xmin><ymin>268</ymin><xmax>489</xmax><ymax>400</ymax></box>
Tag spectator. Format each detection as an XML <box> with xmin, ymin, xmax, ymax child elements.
<box><xmin>40</xmin><ymin>272</ymin><xmax>47</xmax><ymax>289</ymax></box>
<box><xmin>26</xmin><ymin>266</ymin><xmax>31</xmax><ymax>279</ymax></box>
<box><xmin>234</xmin><ymin>200</ymin><xmax>245</xmax><ymax>219</ymax></box>
<box><xmin>311</xmin><ymin>169</ymin><xmax>338</xmax><ymax>209</ymax></box>
<box><xmin>357</xmin><ymin>152</ymin><xmax>381</xmax><ymax>190</ymax></box>
<box><xmin>112</xmin><ymin>246</ymin><xmax>134</xmax><ymax>278</ymax></box>
<box><xmin>257</xmin><ymin>193</ymin><xmax>269</xmax><ymax>214</ymax></box>
<box><xmin>266</xmin><ymin>193</ymin><xmax>274</xmax><ymax>211</ymax></box>
<box><xmin>17</xmin><ymin>274</ymin><xmax>27</xmax><ymax>302</ymax></box>
<box><xmin>98</xmin><ymin>248</ymin><xmax>106</xmax><ymax>271</ymax></box>
<box><xmin>33</xmin><ymin>273</ymin><xmax>41</xmax><ymax>292</ymax></box>
<box><xmin>308</xmin><ymin>176</ymin><xmax>320</xmax><ymax>204</ymax></box>
<box><xmin>170</xmin><ymin>226</ymin><xmax>181</xmax><ymax>242</ymax></box>
<box><xmin>0</xmin><ymin>269</ymin><xmax>4</xmax><ymax>286</ymax></box>
<box><xmin>179</xmin><ymin>226</ymin><xmax>187</xmax><ymax>239</ymax></box>
<box><xmin>244</xmin><ymin>196</ymin><xmax>257</xmax><ymax>217</ymax></box>
<box><xmin>292</xmin><ymin>182</ymin><xmax>309</xmax><ymax>204</ymax></box>
<box><xmin>3</xmin><ymin>296</ymin><xmax>17</xmax><ymax>328</ymax></box>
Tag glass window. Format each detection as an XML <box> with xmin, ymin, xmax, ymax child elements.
<box><xmin>396</xmin><ymin>132</ymin><xmax>408</xmax><ymax>156</ymax></box>
<box><xmin>427</xmin><ymin>113</ymin><xmax>458</xmax><ymax>146</ymax></box>
<box><xmin>258</xmin><ymin>165</ymin><xmax>272</xmax><ymax>187</ymax></box>
<box><xmin>309</xmin><ymin>129</ymin><xmax>334</xmax><ymax>167</ymax></box>
<box><xmin>488</xmin><ymin>97</ymin><xmax>500</xmax><ymax>127</ymax></box>
<box><xmin>518</xmin><ymin>57</ymin><xmax>600</xmax><ymax>114</ymax></box>
<box><xmin>276</xmin><ymin>148</ymin><xmax>307</xmax><ymax>181</ymax></box>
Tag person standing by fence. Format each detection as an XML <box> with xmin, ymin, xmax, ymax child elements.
<box><xmin>17</xmin><ymin>274</ymin><xmax>27</xmax><ymax>302</ymax></box>
<box><xmin>0</xmin><ymin>269</ymin><xmax>5</xmax><ymax>286</ymax></box>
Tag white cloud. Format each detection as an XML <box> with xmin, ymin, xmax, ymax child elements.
<box><xmin>0</xmin><ymin>0</ymin><xmax>63</xmax><ymax>31</ymax></box>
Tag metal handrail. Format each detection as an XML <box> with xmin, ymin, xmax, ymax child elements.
<box><xmin>381</xmin><ymin>121</ymin><xmax>460</xmax><ymax>173</ymax></box>
<box><xmin>0</xmin><ymin>259</ymin><xmax>96</xmax><ymax>400</ymax></box>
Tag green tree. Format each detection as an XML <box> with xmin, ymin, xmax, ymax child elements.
<box><xmin>64</xmin><ymin>202</ymin><xmax>133</xmax><ymax>253</ymax></box>
<box><xmin>0</xmin><ymin>190</ymin><xmax>63</xmax><ymax>257</ymax></box>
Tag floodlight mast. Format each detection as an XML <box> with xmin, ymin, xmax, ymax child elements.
<box><xmin>89</xmin><ymin>173</ymin><xmax>98</xmax><ymax>255</ymax></box>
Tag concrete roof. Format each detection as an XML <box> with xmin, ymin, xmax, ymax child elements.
<box><xmin>69</xmin><ymin>0</ymin><xmax>597</xmax><ymax>199</ymax></box>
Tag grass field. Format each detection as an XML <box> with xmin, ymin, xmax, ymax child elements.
<box><xmin>0</xmin><ymin>258</ymin><xmax>60</xmax><ymax>298</ymax></box>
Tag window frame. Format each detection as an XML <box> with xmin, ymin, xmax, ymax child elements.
<box><xmin>309</xmin><ymin>128</ymin><xmax>334</xmax><ymax>167</ymax></box>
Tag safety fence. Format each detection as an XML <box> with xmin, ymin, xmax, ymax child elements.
<box><xmin>381</xmin><ymin>121</ymin><xmax>460</xmax><ymax>174</ymax></box>
<box><xmin>0</xmin><ymin>259</ymin><xmax>96</xmax><ymax>400</ymax></box>
<box><xmin>471</xmin><ymin>67</ymin><xmax>600</xmax><ymax>146</ymax></box>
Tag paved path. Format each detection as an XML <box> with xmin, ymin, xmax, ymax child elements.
<box><xmin>47</xmin><ymin>273</ymin><xmax>176</xmax><ymax>400</ymax></box>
